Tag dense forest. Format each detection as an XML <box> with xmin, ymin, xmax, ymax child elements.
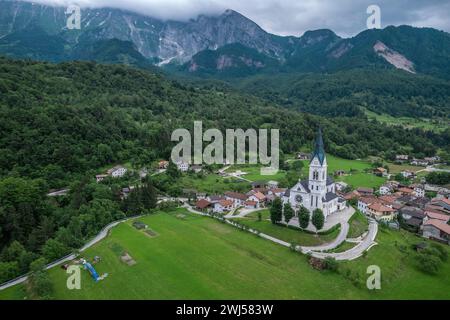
<box><xmin>0</xmin><ymin>56</ymin><xmax>449</xmax><ymax>288</ymax></box>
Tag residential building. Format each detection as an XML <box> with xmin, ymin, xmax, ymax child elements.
<box><xmin>357</xmin><ymin>187</ymin><xmax>374</xmax><ymax>197</ymax></box>
<box><xmin>107</xmin><ymin>166</ymin><xmax>127</xmax><ymax>178</ymax></box>
<box><xmin>244</xmin><ymin>200</ymin><xmax>259</xmax><ymax>209</ymax></box>
<box><xmin>368</xmin><ymin>203</ymin><xmax>397</xmax><ymax>222</ymax></box>
<box><xmin>214</xmin><ymin>199</ymin><xmax>234</xmax><ymax>213</ymax></box>
<box><xmin>422</xmin><ymin>220</ymin><xmax>450</xmax><ymax>244</ymax></box>
<box><xmin>297</xmin><ymin>152</ymin><xmax>311</xmax><ymax>160</ymax></box>
<box><xmin>379</xmin><ymin>184</ymin><xmax>392</xmax><ymax>195</ymax></box>
<box><xmin>176</xmin><ymin>161</ymin><xmax>189</xmax><ymax>172</ymax></box>
<box><xmin>267</xmin><ymin>180</ymin><xmax>279</xmax><ymax>189</ymax></box>
<box><xmin>96</xmin><ymin>174</ymin><xmax>108</xmax><ymax>183</ymax></box>
<box><xmin>358</xmin><ymin>196</ymin><xmax>379</xmax><ymax>215</ymax></box>
<box><xmin>396</xmin><ymin>155</ymin><xmax>409</xmax><ymax>161</ymax></box>
<box><xmin>158</xmin><ymin>160</ymin><xmax>169</xmax><ymax>169</ymax></box>
<box><xmin>196</xmin><ymin>199</ymin><xmax>212</xmax><ymax>211</ymax></box>
<box><xmin>335</xmin><ymin>181</ymin><xmax>348</xmax><ymax>192</ymax></box>
<box><xmin>224</xmin><ymin>192</ymin><xmax>248</xmax><ymax>207</ymax></box>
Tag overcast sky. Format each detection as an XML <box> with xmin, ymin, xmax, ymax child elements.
<box><xmin>26</xmin><ymin>0</ymin><xmax>450</xmax><ymax>37</ymax></box>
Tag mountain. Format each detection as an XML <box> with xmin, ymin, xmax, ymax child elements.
<box><xmin>1</xmin><ymin>1</ymin><xmax>450</xmax><ymax>80</ymax></box>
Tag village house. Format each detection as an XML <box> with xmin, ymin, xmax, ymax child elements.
<box><xmin>251</xmin><ymin>181</ymin><xmax>267</xmax><ymax>189</ymax></box>
<box><xmin>379</xmin><ymin>184</ymin><xmax>392</xmax><ymax>195</ymax></box>
<box><xmin>96</xmin><ymin>174</ymin><xmax>108</xmax><ymax>183</ymax></box>
<box><xmin>358</xmin><ymin>196</ymin><xmax>379</xmax><ymax>215</ymax></box>
<box><xmin>268</xmin><ymin>188</ymin><xmax>286</xmax><ymax>197</ymax></box>
<box><xmin>195</xmin><ymin>199</ymin><xmax>212</xmax><ymax>211</ymax></box>
<box><xmin>244</xmin><ymin>200</ymin><xmax>259</xmax><ymax>209</ymax></box>
<box><xmin>158</xmin><ymin>160</ymin><xmax>169</xmax><ymax>169</ymax></box>
<box><xmin>368</xmin><ymin>203</ymin><xmax>397</xmax><ymax>222</ymax></box>
<box><xmin>214</xmin><ymin>199</ymin><xmax>234</xmax><ymax>213</ymax></box>
<box><xmin>400</xmin><ymin>206</ymin><xmax>426</xmax><ymax>230</ymax></box>
<box><xmin>107</xmin><ymin>166</ymin><xmax>128</xmax><ymax>178</ymax></box>
<box><xmin>357</xmin><ymin>187</ymin><xmax>374</xmax><ymax>197</ymax></box>
<box><xmin>373</xmin><ymin>167</ymin><xmax>387</xmax><ymax>177</ymax></box>
<box><xmin>397</xmin><ymin>187</ymin><xmax>415</xmax><ymax>196</ymax></box>
<box><xmin>400</xmin><ymin>170</ymin><xmax>415</xmax><ymax>179</ymax></box>
<box><xmin>247</xmin><ymin>191</ymin><xmax>266</xmax><ymax>205</ymax></box>
<box><xmin>343</xmin><ymin>190</ymin><xmax>360</xmax><ymax>201</ymax></box>
<box><xmin>430</xmin><ymin>198</ymin><xmax>450</xmax><ymax>213</ymax></box>
<box><xmin>412</xmin><ymin>184</ymin><xmax>425</xmax><ymax>198</ymax></box>
<box><xmin>411</xmin><ymin>159</ymin><xmax>429</xmax><ymax>167</ymax></box>
<box><xmin>224</xmin><ymin>191</ymin><xmax>248</xmax><ymax>207</ymax></box>
<box><xmin>424</xmin><ymin>211</ymin><xmax>450</xmax><ymax>224</ymax></box>
<box><xmin>297</xmin><ymin>152</ymin><xmax>311</xmax><ymax>160</ymax></box>
<box><xmin>396</xmin><ymin>155</ymin><xmax>409</xmax><ymax>162</ymax></box>
<box><xmin>267</xmin><ymin>180</ymin><xmax>279</xmax><ymax>189</ymax></box>
<box><xmin>422</xmin><ymin>220</ymin><xmax>450</xmax><ymax>245</ymax></box>
<box><xmin>334</xmin><ymin>170</ymin><xmax>346</xmax><ymax>177</ymax></box>
<box><xmin>207</xmin><ymin>195</ymin><xmax>225</xmax><ymax>204</ymax></box>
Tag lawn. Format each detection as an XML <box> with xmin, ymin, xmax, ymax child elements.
<box><xmin>347</xmin><ymin>210</ymin><xmax>369</xmax><ymax>239</ymax></box>
<box><xmin>1</xmin><ymin>209</ymin><xmax>450</xmax><ymax>300</ymax></box>
<box><xmin>177</xmin><ymin>173</ymin><xmax>251</xmax><ymax>194</ymax></box>
<box><xmin>225</xmin><ymin>165</ymin><xmax>287</xmax><ymax>182</ymax></box>
<box><xmin>233</xmin><ymin>209</ymin><xmax>342</xmax><ymax>247</ymax></box>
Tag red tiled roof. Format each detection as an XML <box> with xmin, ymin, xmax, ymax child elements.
<box><xmin>369</xmin><ymin>203</ymin><xmax>396</xmax><ymax>213</ymax></box>
<box><xmin>224</xmin><ymin>192</ymin><xmax>248</xmax><ymax>201</ymax></box>
<box><xmin>252</xmin><ymin>192</ymin><xmax>266</xmax><ymax>201</ymax></box>
<box><xmin>357</xmin><ymin>187</ymin><xmax>374</xmax><ymax>193</ymax></box>
<box><xmin>195</xmin><ymin>199</ymin><xmax>212</xmax><ymax>209</ymax></box>
<box><xmin>218</xmin><ymin>199</ymin><xmax>234</xmax><ymax>207</ymax></box>
<box><xmin>424</xmin><ymin>219</ymin><xmax>450</xmax><ymax>235</ymax></box>
<box><xmin>398</xmin><ymin>187</ymin><xmax>414</xmax><ymax>194</ymax></box>
<box><xmin>245</xmin><ymin>200</ymin><xmax>257</xmax><ymax>206</ymax></box>
<box><xmin>379</xmin><ymin>195</ymin><xmax>398</xmax><ymax>204</ymax></box>
<box><xmin>432</xmin><ymin>198</ymin><xmax>450</xmax><ymax>206</ymax></box>
<box><xmin>426</xmin><ymin>211</ymin><xmax>450</xmax><ymax>222</ymax></box>
<box><xmin>359</xmin><ymin>196</ymin><xmax>379</xmax><ymax>205</ymax></box>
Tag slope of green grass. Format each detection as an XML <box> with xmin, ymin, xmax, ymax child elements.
<box><xmin>1</xmin><ymin>209</ymin><xmax>449</xmax><ymax>300</ymax></box>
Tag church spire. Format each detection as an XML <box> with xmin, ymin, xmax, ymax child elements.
<box><xmin>311</xmin><ymin>127</ymin><xmax>326</xmax><ymax>165</ymax></box>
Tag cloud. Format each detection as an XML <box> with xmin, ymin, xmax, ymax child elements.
<box><xmin>22</xmin><ymin>0</ymin><xmax>450</xmax><ymax>37</ymax></box>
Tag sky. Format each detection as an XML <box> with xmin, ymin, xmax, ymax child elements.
<box><xmin>25</xmin><ymin>0</ymin><xmax>450</xmax><ymax>37</ymax></box>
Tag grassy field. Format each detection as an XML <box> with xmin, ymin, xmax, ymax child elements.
<box><xmin>225</xmin><ymin>165</ymin><xmax>287</xmax><ymax>182</ymax></box>
<box><xmin>364</xmin><ymin>109</ymin><xmax>448</xmax><ymax>133</ymax></box>
<box><xmin>177</xmin><ymin>173</ymin><xmax>251</xmax><ymax>194</ymax></box>
<box><xmin>347</xmin><ymin>211</ymin><xmax>369</xmax><ymax>239</ymax></box>
<box><xmin>1</xmin><ymin>209</ymin><xmax>450</xmax><ymax>300</ymax></box>
<box><xmin>232</xmin><ymin>210</ymin><xmax>340</xmax><ymax>246</ymax></box>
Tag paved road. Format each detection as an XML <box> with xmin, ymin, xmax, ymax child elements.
<box><xmin>309</xmin><ymin>219</ymin><xmax>378</xmax><ymax>261</ymax></box>
<box><xmin>299</xmin><ymin>222</ymin><xmax>349</xmax><ymax>253</ymax></box>
<box><xmin>224</xmin><ymin>207</ymin><xmax>266</xmax><ymax>219</ymax></box>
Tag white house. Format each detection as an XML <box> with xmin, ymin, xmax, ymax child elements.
<box><xmin>414</xmin><ymin>185</ymin><xmax>425</xmax><ymax>198</ymax></box>
<box><xmin>358</xmin><ymin>197</ymin><xmax>378</xmax><ymax>215</ymax></box>
<box><xmin>214</xmin><ymin>199</ymin><xmax>234</xmax><ymax>213</ymax></box>
<box><xmin>224</xmin><ymin>192</ymin><xmax>248</xmax><ymax>208</ymax></box>
<box><xmin>107</xmin><ymin>166</ymin><xmax>127</xmax><ymax>178</ymax></box>
<box><xmin>96</xmin><ymin>174</ymin><xmax>108</xmax><ymax>183</ymax></box>
<box><xmin>247</xmin><ymin>191</ymin><xmax>266</xmax><ymax>205</ymax></box>
<box><xmin>379</xmin><ymin>184</ymin><xmax>392</xmax><ymax>195</ymax></box>
<box><xmin>267</xmin><ymin>181</ymin><xmax>279</xmax><ymax>189</ymax></box>
<box><xmin>335</xmin><ymin>181</ymin><xmax>348</xmax><ymax>192</ymax></box>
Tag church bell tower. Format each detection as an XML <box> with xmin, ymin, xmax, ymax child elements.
<box><xmin>308</xmin><ymin>128</ymin><xmax>328</xmax><ymax>210</ymax></box>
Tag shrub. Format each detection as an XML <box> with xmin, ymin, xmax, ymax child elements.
<box><xmin>417</xmin><ymin>253</ymin><xmax>441</xmax><ymax>275</ymax></box>
<box><xmin>323</xmin><ymin>257</ymin><xmax>339</xmax><ymax>272</ymax></box>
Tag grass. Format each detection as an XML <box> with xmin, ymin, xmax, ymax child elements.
<box><xmin>232</xmin><ymin>209</ymin><xmax>340</xmax><ymax>247</ymax></box>
<box><xmin>347</xmin><ymin>211</ymin><xmax>369</xmax><ymax>239</ymax></box>
<box><xmin>1</xmin><ymin>209</ymin><xmax>450</xmax><ymax>300</ymax></box>
<box><xmin>388</xmin><ymin>163</ymin><xmax>424</xmax><ymax>174</ymax></box>
<box><xmin>329</xmin><ymin>241</ymin><xmax>358</xmax><ymax>253</ymax></box>
<box><xmin>177</xmin><ymin>173</ymin><xmax>251</xmax><ymax>194</ymax></box>
<box><xmin>225</xmin><ymin>165</ymin><xmax>287</xmax><ymax>182</ymax></box>
<box><xmin>364</xmin><ymin>109</ymin><xmax>448</xmax><ymax>133</ymax></box>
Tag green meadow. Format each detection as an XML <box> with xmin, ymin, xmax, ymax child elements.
<box><xmin>1</xmin><ymin>209</ymin><xmax>449</xmax><ymax>300</ymax></box>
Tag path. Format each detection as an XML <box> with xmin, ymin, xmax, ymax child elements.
<box><xmin>299</xmin><ymin>222</ymin><xmax>349</xmax><ymax>253</ymax></box>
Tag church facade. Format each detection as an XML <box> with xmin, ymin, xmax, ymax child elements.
<box><xmin>283</xmin><ymin>129</ymin><xmax>346</xmax><ymax>220</ymax></box>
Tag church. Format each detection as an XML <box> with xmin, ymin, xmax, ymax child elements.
<box><xmin>283</xmin><ymin>128</ymin><xmax>346</xmax><ymax>220</ymax></box>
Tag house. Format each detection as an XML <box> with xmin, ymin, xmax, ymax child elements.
<box><xmin>176</xmin><ymin>161</ymin><xmax>189</xmax><ymax>172</ymax></box>
<box><xmin>267</xmin><ymin>181</ymin><xmax>279</xmax><ymax>189</ymax></box>
<box><xmin>96</xmin><ymin>174</ymin><xmax>108</xmax><ymax>183</ymax></box>
<box><xmin>424</xmin><ymin>156</ymin><xmax>440</xmax><ymax>164</ymax></box>
<box><xmin>411</xmin><ymin>159</ymin><xmax>429</xmax><ymax>167</ymax></box>
<box><xmin>268</xmin><ymin>188</ymin><xmax>286</xmax><ymax>197</ymax></box>
<box><xmin>107</xmin><ymin>166</ymin><xmax>128</xmax><ymax>178</ymax></box>
<box><xmin>343</xmin><ymin>190</ymin><xmax>360</xmax><ymax>201</ymax></box>
<box><xmin>373</xmin><ymin>167</ymin><xmax>387</xmax><ymax>177</ymax></box>
<box><xmin>400</xmin><ymin>206</ymin><xmax>425</xmax><ymax>230</ymax></box>
<box><xmin>297</xmin><ymin>152</ymin><xmax>311</xmax><ymax>160</ymax></box>
<box><xmin>424</xmin><ymin>211</ymin><xmax>450</xmax><ymax>224</ymax></box>
<box><xmin>368</xmin><ymin>203</ymin><xmax>397</xmax><ymax>222</ymax></box>
<box><xmin>251</xmin><ymin>181</ymin><xmax>267</xmax><ymax>189</ymax></box>
<box><xmin>248</xmin><ymin>191</ymin><xmax>266</xmax><ymax>205</ymax></box>
<box><xmin>422</xmin><ymin>220</ymin><xmax>450</xmax><ymax>244</ymax></box>
<box><xmin>214</xmin><ymin>199</ymin><xmax>234</xmax><ymax>213</ymax></box>
<box><xmin>379</xmin><ymin>184</ymin><xmax>392</xmax><ymax>195</ymax></box>
<box><xmin>413</xmin><ymin>185</ymin><xmax>425</xmax><ymax>198</ymax></box>
<box><xmin>335</xmin><ymin>181</ymin><xmax>348</xmax><ymax>192</ymax></box>
<box><xmin>396</xmin><ymin>155</ymin><xmax>409</xmax><ymax>161</ymax></box>
<box><xmin>358</xmin><ymin>196</ymin><xmax>379</xmax><ymax>215</ymax></box>
<box><xmin>244</xmin><ymin>200</ymin><xmax>259</xmax><ymax>209</ymax></box>
<box><xmin>357</xmin><ymin>187</ymin><xmax>374</xmax><ymax>197</ymax></box>
<box><xmin>397</xmin><ymin>187</ymin><xmax>415</xmax><ymax>196</ymax></box>
<box><xmin>195</xmin><ymin>199</ymin><xmax>212</xmax><ymax>211</ymax></box>
<box><xmin>400</xmin><ymin>170</ymin><xmax>415</xmax><ymax>179</ymax></box>
<box><xmin>158</xmin><ymin>160</ymin><xmax>169</xmax><ymax>169</ymax></box>
<box><xmin>207</xmin><ymin>195</ymin><xmax>225</xmax><ymax>204</ymax></box>
<box><xmin>224</xmin><ymin>192</ymin><xmax>248</xmax><ymax>207</ymax></box>
<box><xmin>430</xmin><ymin>198</ymin><xmax>450</xmax><ymax>213</ymax></box>
<box><xmin>334</xmin><ymin>170</ymin><xmax>346</xmax><ymax>177</ymax></box>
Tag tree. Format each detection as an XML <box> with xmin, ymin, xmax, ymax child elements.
<box><xmin>312</xmin><ymin>209</ymin><xmax>325</xmax><ymax>232</ymax></box>
<box><xmin>257</xmin><ymin>211</ymin><xmax>262</xmax><ymax>222</ymax></box>
<box><xmin>28</xmin><ymin>257</ymin><xmax>53</xmax><ymax>299</ymax></box>
<box><xmin>299</xmin><ymin>206</ymin><xmax>310</xmax><ymax>229</ymax></box>
<box><xmin>270</xmin><ymin>198</ymin><xmax>283</xmax><ymax>224</ymax></box>
<box><xmin>166</xmin><ymin>161</ymin><xmax>181</xmax><ymax>179</ymax></box>
<box><xmin>141</xmin><ymin>179</ymin><xmax>157</xmax><ymax>210</ymax></box>
<box><xmin>283</xmin><ymin>203</ymin><xmax>294</xmax><ymax>223</ymax></box>
<box><xmin>42</xmin><ymin>239</ymin><xmax>69</xmax><ymax>261</ymax></box>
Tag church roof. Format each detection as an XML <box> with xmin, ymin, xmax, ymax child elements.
<box><xmin>311</xmin><ymin>127</ymin><xmax>326</xmax><ymax>165</ymax></box>
<box><xmin>323</xmin><ymin>192</ymin><xmax>339</xmax><ymax>202</ymax></box>
<box><xmin>326</xmin><ymin>176</ymin><xmax>334</xmax><ymax>186</ymax></box>
<box><xmin>300</xmin><ymin>180</ymin><xmax>310</xmax><ymax>193</ymax></box>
